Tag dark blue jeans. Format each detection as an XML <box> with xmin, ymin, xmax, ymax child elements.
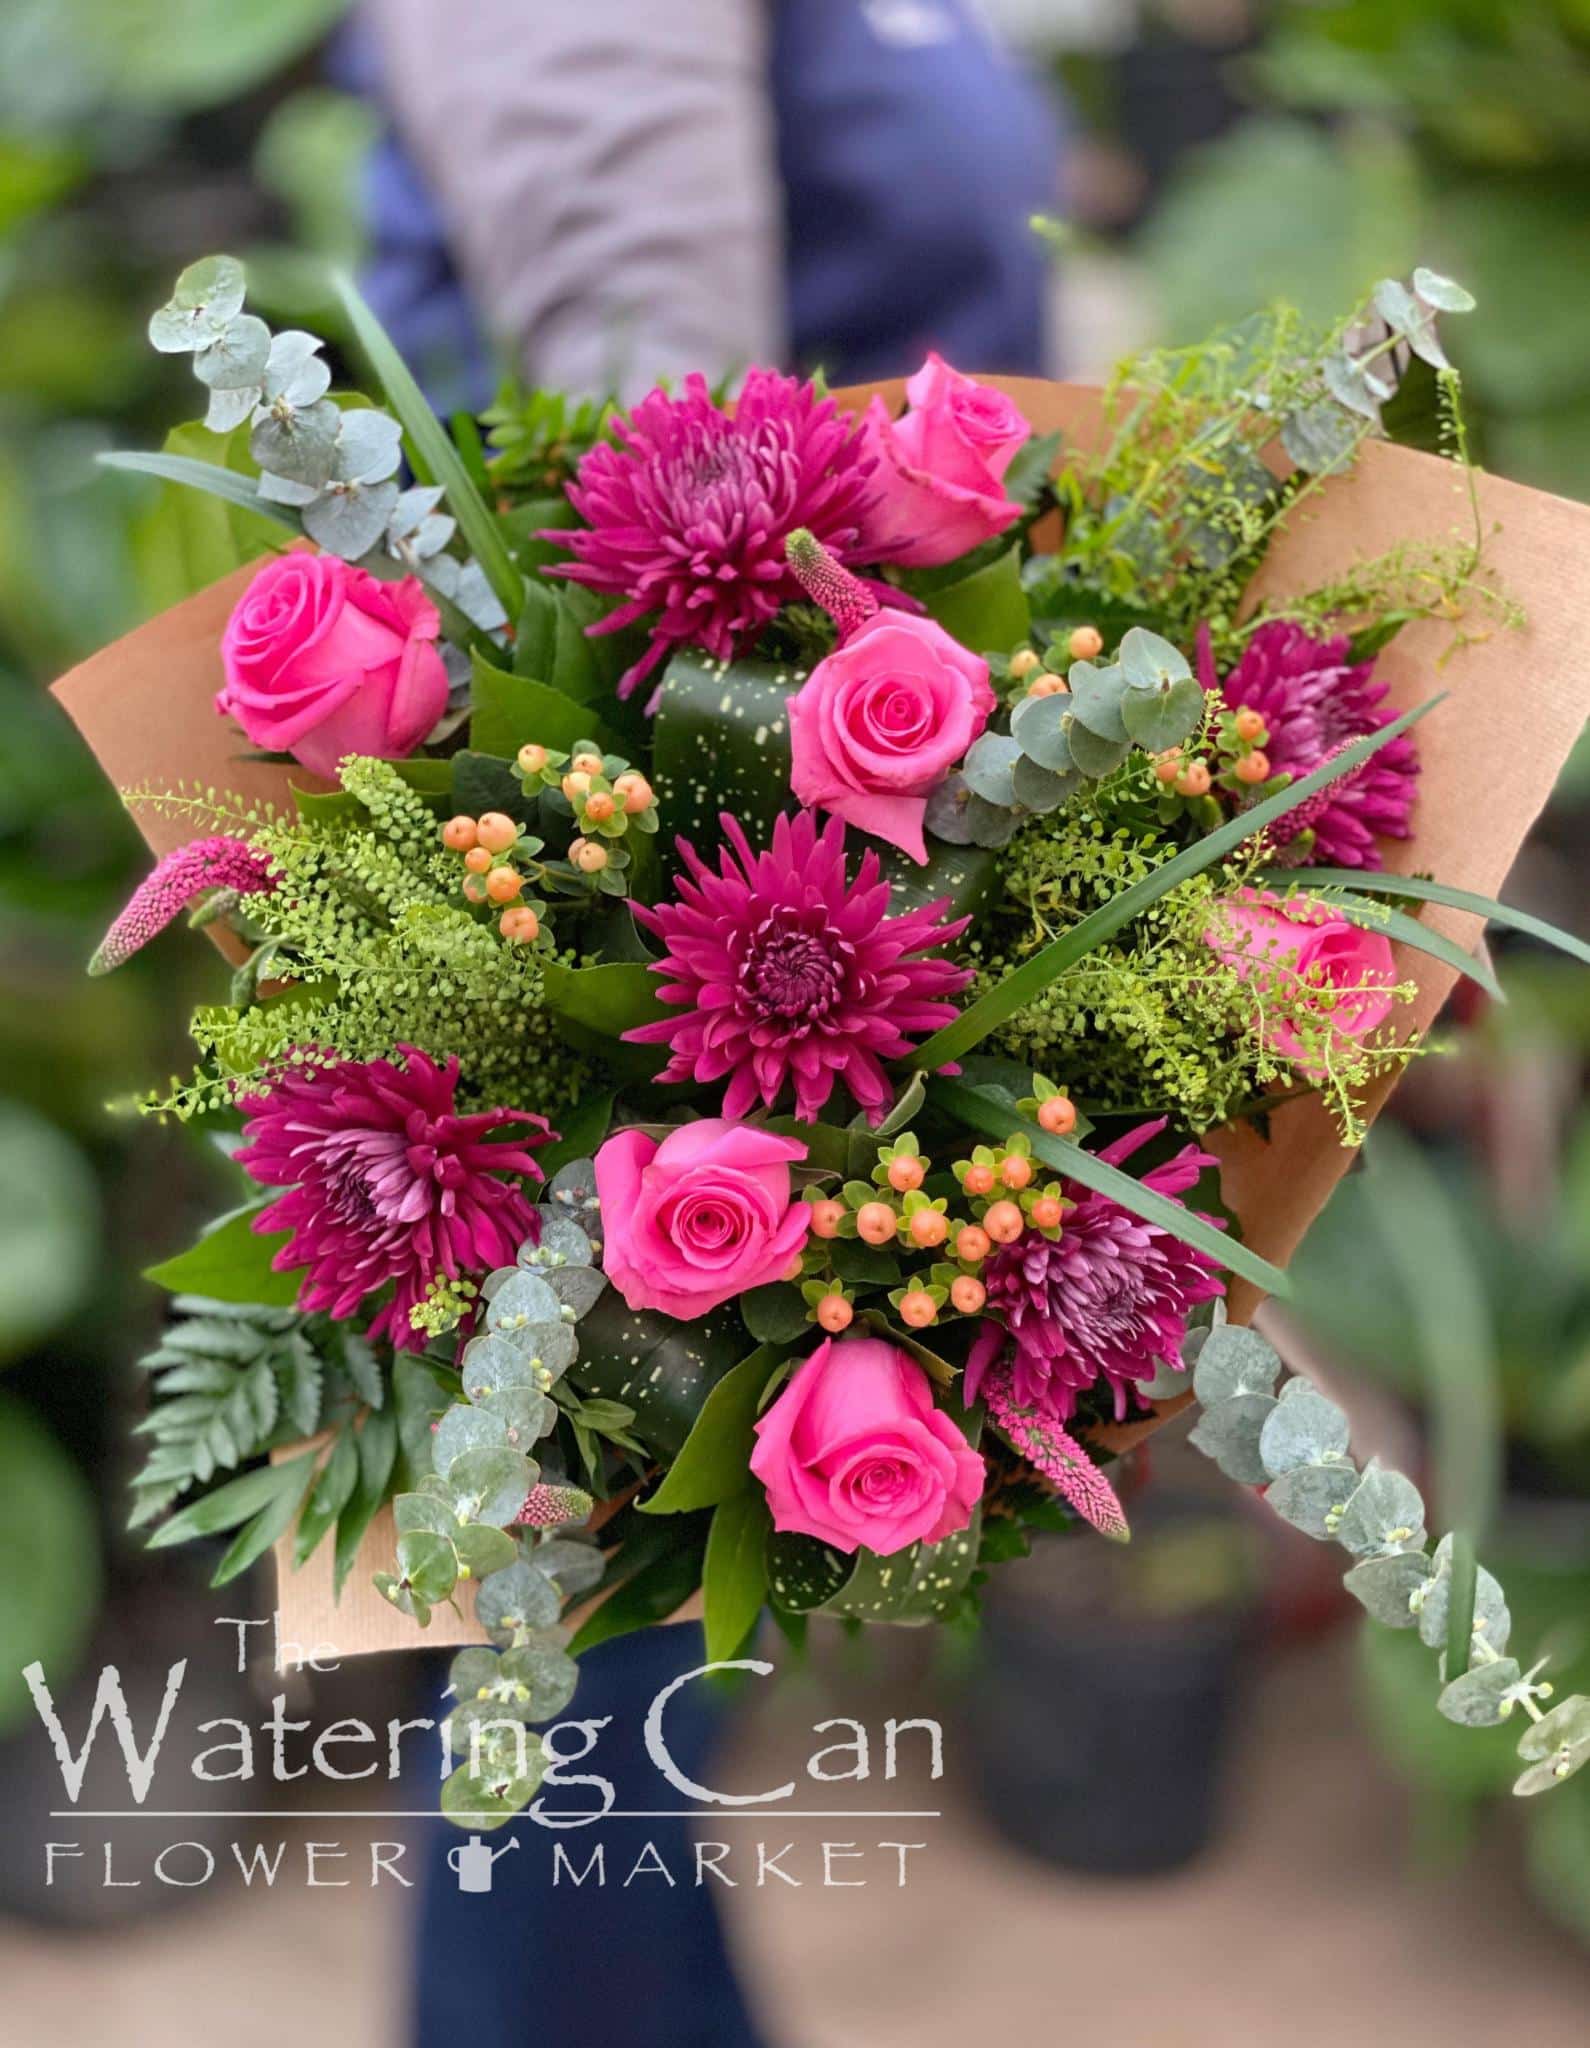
<box><xmin>409</xmin><ymin>1625</ymin><xmax>765</xmax><ymax>2048</ymax></box>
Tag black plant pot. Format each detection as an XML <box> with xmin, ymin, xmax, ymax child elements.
<box><xmin>966</xmin><ymin>1500</ymin><xmax>1259</xmax><ymax>1877</ymax></box>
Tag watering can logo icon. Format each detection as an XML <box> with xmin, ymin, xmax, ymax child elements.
<box><xmin>447</xmin><ymin>1834</ymin><xmax>520</xmax><ymax>1894</ymax></box>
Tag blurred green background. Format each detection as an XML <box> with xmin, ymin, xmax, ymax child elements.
<box><xmin>0</xmin><ymin>0</ymin><xmax>1585</xmax><ymax>1948</ymax></box>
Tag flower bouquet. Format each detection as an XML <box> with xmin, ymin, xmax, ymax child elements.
<box><xmin>56</xmin><ymin>257</ymin><xmax>1590</xmax><ymax>1826</ymax></box>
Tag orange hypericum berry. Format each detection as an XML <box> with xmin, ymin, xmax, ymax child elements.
<box><xmin>517</xmin><ymin>743</ymin><xmax>549</xmax><ymax>774</ymax></box>
<box><xmin>1000</xmin><ymin>1154</ymin><xmax>1034</xmax><ymax>1190</ymax></box>
<box><xmin>1175</xmin><ymin>760</ymin><xmax>1212</xmax><ymax>798</ymax></box>
<box><xmin>1030</xmin><ymin>1196</ymin><xmax>1065</xmax><ymax>1231</ymax></box>
<box><xmin>817</xmin><ymin>1294</ymin><xmax>854</xmax><ymax>1333</ymax></box>
<box><xmin>1068</xmin><ymin>624</ymin><xmax>1104</xmax><ymax>661</ymax></box>
<box><xmin>499</xmin><ymin>907</ymin><xmax>540</xmax><ymax>942</ymax></box>
<box><xmin>561</xmin><ymin>771</ymin><xmax>592</xmax><ymax>801</ymax></box>
<box><xmin>462</xmin><ymin>875</ymin><xmax>488</xmax><ymax>905</ymax></box>
<box><xmin>950</xmin><ymin>1275</ymin><xmax>987</xmax><ymax>1314</ymax></box>
<box><xmin>442</xmin><ymin>815</ymin><xmax>479</xmax><ymax>852</ymax></box>
<box><xmin>963</xmin><ymin>1163</ymin><xmax>996</xmax><ymax>1198</ymax></box>
<box><xmin>984</xmin><ymin>1200</ymin><xmax>1024</xmax><ymax>1244</ymax></box>
<box><xmin>614</xmin><ymin>772</ymin><xmax>653</xmax><ymax>814</ymax></box>
<box><xmin>955</xmin><ymin>1224</ymin><xmax>991</xmax><ymax>1264</ymax></box>
<box><xmin>571</xmin><ymin>751</ymin><xmax>605</xmax><ymax>775</ymax></box>
<box><xmin>808</xmin><ymin>1198</ymin><xmax>845</xmax><ymax>1239</ymax></box>
<box><xmin>1233</xmin><ymin>707</ymin><xmax>1265</xmax><ymax>742</ymax></box>
<box><xmin>1009</xmin><ymin>648</ymin><xmax>1041</xmax><ymax>681</ymax></box>
<box><xmin>856</xmin><ymin>1202</ymin><xmax>897</xmax><ymax>1246</ymax></box>
<box><xmin>1026</xmin><ymin>673</ymin><xmax>1066</xmax><ymax>699</ymax></box>
<box><xmin>486</xmin><ymin>867</ymin><xmax>523</xmax><ymax>904</ymax></box>
<box><xmin>900</xmin><ymin>1290</ymin><xmax>938</xmax><ymax>1328</ymax></box>
<box><xmin>1235</xmin><ymin>750</ymin><xmax>1271</xmax><ymax>785</ymax></box>
<box><xmin>477</xmin><ymin>812</ymin><xmax>519</xmax><ymax>854</ymax></box>
<box><xmin>573</xmin><ymin>840</ymin><xmax>609</xmax><ymax>874</ymax></box>
<box><xmin>584</xmin><ymin>790</ymin><xmax>617</xmax><ymax>823</ymax></box>
<box><xmin>887</xmin><ymin>1155</ymin><xmax>925</xmax><ymax>1193</ymax></box>
<box><xmin>464</xmin><ymin>845</ymin><xmax>493</xmax><ymax>874</ymax></box>
<box><xmin>1154</xmin><ymin>753</ymin><xmax>1183</xmax><ymax>784</ymax></box>
<box><xmin>1037</xmin><ymin>1094</ymin><xmax>1077</xmax><ymax>1136</ymax></box>
<box><xmin>908</xmin><ymin>1209</ymin><xmax>948</xmax><ymax>1249</ymax></box>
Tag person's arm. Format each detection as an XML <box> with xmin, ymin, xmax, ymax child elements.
<box><xmin>364</xmin><ymin>0</ymin><xmax>785</xmax><ymax>397</ymax></box>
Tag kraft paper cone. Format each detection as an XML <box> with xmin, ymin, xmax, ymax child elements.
<box><xmin>54</xmin><ymin>379</ymin><xmax>1590</xmax><ymax>1657</ymax></box>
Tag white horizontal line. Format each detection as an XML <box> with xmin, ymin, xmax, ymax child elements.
<box><xmin>49</xmin><ymin>1810</ymin><xmax>942</xmax><ymax>1822</ymax></box>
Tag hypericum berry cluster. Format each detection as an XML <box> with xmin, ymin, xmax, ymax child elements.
<box><xmin>1153</xmin><ymin>701</ymin><xmax>1285</xmax><ymax>816</ymax></box>
<box><xmin>795</xmin><ymin>1102</ymin><xmax>1076</xmax><ymax>1335</ymax></box>
<box><xmin>514</xmin><ymin>738</ymin><xmax>657</xmax><ymax>896</ymax></box>
<box><xmin>440</xmin><ymin>809</ymin><xmax>552</xmax><ymax>943</ymax></box>
<box><xmin>1000</xmin><ymin>624</ymin><xmax>1103</xmax><ymax>706</ymax></box>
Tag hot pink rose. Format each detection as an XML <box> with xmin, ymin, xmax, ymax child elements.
<box><xmin>858</xmin><ymin>355</ymin><xmax>1029</xmax><ymax>568</ymax></box>
<box><xmin>751</xmin><ymin>1336</ymin><xmax>985</xmax><ymax>1556</ymax></box>
<box><xmin>217</xmin><ymin>553</ymin><xmax>448</xmax><ymax>780</ymax></box>
<box><xmin>594</xmin><ymin>1119</ymin><xmax>811</xmax><ymax>1322</ymax></box>
<box><xmin>788</xmin><ymin>611</ymin><xmax>995</xmax><ymax>864</ymax></box>
<box><xmin>1206</xmin><ymin>888</ymin><xmax>1399</xmax><ymax>1076</ymax></box>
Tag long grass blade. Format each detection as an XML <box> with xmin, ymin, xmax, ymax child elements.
<box><xmin>931</xmin><ymin>1077</ymin><xmax>1292</xmax><ymax>1298</ymax></box>
<box><xmin>332</xmin><ymin>270</ymin><xmax>524</xmax><ymax>625</ymax></box>
<box><xmin>906</xmin><ymin>696</ymin><xmax>1443</xmax><ymax>1070</ymax></box>
<box><xmin>1288</xmin><ymin>867</ymin><xmax>1590</xmax><ymax>968</ymax></box>
<box><xmin>98</xmin><ymin>450</ymin><xmax>296</xmax><ymax>527</ymax></box>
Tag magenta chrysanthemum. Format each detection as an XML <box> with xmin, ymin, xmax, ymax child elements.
<box><xmin>90</xmin><ymin>835</ymin><xmax>275</xmax><ymax>974</ymax></box>
<box><xmin>967</xmin><ymin>1120</ymin><xmax>1225</xmax><ymax>1424</ymax></box>
<box><xmin>1198</xmin><ymin>621</ymin><xmax>1418</xmax><ymax>867</ymax></box>
<box><xmin>236</xmin><ymin>1045</ymin><xmax>552</xmax><ymax>1351</ymax></box>
<box><xmin>626</xmin><ymin>810</ymin><xmax>972</xmax><ymax>1124</ymax></box>
<box><xmin>550</xmin><ymin>369</ymin><xmax>880</xmax><ymax>703</ymax></box>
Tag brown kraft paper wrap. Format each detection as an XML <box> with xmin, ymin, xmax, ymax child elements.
<box><xmin>53</xmin><ymin>378</ymin><xmax>1590</xmax><ymax>1656</ymax></box>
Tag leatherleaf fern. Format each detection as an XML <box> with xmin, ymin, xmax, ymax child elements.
<box><xmin>134</xmin><ymin>757</ymin><xmax>591</xmax><ymax>1120</ymax></box>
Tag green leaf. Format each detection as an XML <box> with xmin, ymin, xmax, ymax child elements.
<box><xmin>740</xmin><ymin>1286</ymin><xmax>812</xmax><ymax>1346</ymax></box>
<box><xmin>1444</xmin><ymin>1528</ymin><xmax>1480</xmax><ymax>1686</ymax></box>
<box><xmin>703</xmin><ymin>1491</ymin><xmax>772</xmax><ymax>1659</ymax></box>
<box><xmin>397</xmin><ymin>1529</ymin><xmax>460</xmax><ymax>1606</ymax></box>
<box><xmin>575</xmin><ymin>1299</ymin><xmax>751</xmax><ymax>1461</ymax></box>
<box><xmin>291</xmin><ymin>756</ymin><xmax>454</xmax><ymax>829</ymax></box>
<box><xmin>334</xmin><ymin>1408</ymin><xmax>398</xmax><ymax>1595</ymax></box>
<box><xmin>98</xmin><ymin>450</ymin><xmax>297</xmax><ymax>529</ymax></box>
<box><xmin>209</xmin><ymin>1454</ymin><xmax>319</xmax><ymax>1585</ymax></box>
<box><xmin>905</xmin><ymin>694</ymin><xmax>1441</xmax><ymax>1071</ymax></box>
<box><xmin>469</xmin><ymin>651</ymin><xmax>620</xmax><ymax>760</ymax></box>
<box><xmin>933</xmin><ymin>1079</ymin><xmax>1290</xmax><ymax>1297</ymax></box>
<box><xmin>820</xmin><ymin>1512</ymin><xmax>983</xmax><ymax>1623</ymax></box>
<box><xmin>652</xmin><ymin>653</ymin><xmax>796</xmax><ymax>863</ymax></box>
<box><xmin>1283</xmin><ymin>891</ymin><xmax>1503</xmax><ymax>1001</ymax></box>
<box><xmin>542</xmin><ymin>960</ymin><xmax>668</xmax><ymax>1041</ymax></box>
<box><xmin>1284</xmin><ymin>869</ymin><xmax>1590</xmax><ymax>969</ymax></box>
<box><xmin>144</xmin><ymin>1206</ymin><xmax>302</xmax><ymax>1306</ymax></box>
<box><xmin>145</xmin><ymin>1450</ymin><xmax>316</xmax><ymax>1549</ymax></box>
<box><xmin>540</xmin><ymin>1093</ymin><xmax>616</xmax><ymax>1179</ymax></box>
<box><xmin>567</xmin><ymin>1530</ymin><xmax>709</xmax><ymax>1655</ymax></box>
<box><xmin>292</xmin><ymin>1425</ymin><xmax>360</xmax><ymax>1569</ymax></box>
<box><xmin>766</xmin><ymin>1531</ymin><xmax>855</xmax><ymax>1613</ymax></box>
<box><xmin>917</xmin><ymin>544</ymin><xmax>1028</xmax><ymax>653</ymax></box>
<box><xmin>333</xmin><ymin>270</ymin><xmax>523</xmax><ymax>623</ymax></box>
<box><xmin>640</xmin><ymin>1346</ymin><xmax>787</xmax><ymax>1514</ymax></box>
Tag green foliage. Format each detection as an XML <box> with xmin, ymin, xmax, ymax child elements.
<box><xmin>651</xmin><ymin>651</ymin><xmax>798</xmax><ymax>867</ymax></box>
<box><xmin>143</xmin><ymin>1204</ymin><xmax>300</xmax><ymax>1305</ymax></box>
<box><xmin>959</xmin><ymin>776</ymin><xmax>1415</xmax><ymax>1137</ymax></box>
<box><xmin>128</xmin><ymin>1293</ymin><xmax>387</xmax><ymax>1541</ymax></box>
<box><xmin>1185</xmin><ymin>1312</ymin><xmax>1588</xmax><ymax>1795</ymax></box>
<box><xmin>136</xmin><ymin>758</ymin><xmax>592</xmax><ymax>1122</ymax></box>
<box><xmin>481</xmin><ymin>381</ymin><xmax>617</xmax><ymax>497</ymax></box>
<box><xmin>641</xmin><ymin>1346</ymin><xmax>789</xmax><ymax>1516</ymax></box>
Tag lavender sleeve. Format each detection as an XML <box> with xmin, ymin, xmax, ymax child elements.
<box><xmin>363</xmin><ymin>0</ymin><xmax>785</xmax><ymax>397</ymax></box>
